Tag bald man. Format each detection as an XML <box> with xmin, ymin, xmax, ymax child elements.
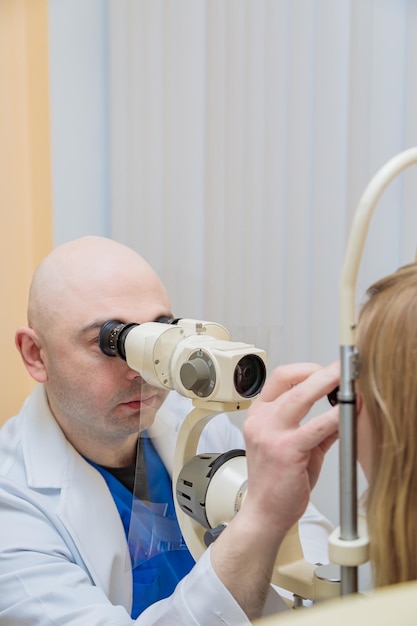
<box><xmin>0</xmin><ymin>237</ymin><xmax>339</xmax><ymax>625</ymax></box>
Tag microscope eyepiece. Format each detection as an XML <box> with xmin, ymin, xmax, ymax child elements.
<box><xmin>98</xmin><ymin>317</ymin><xmax>267</xmax><ymax>403</ymax></box>
<box><xmin>98</xmin><ymin>320</ymin><xmax>138</xmax><ymax>360</ymax></box>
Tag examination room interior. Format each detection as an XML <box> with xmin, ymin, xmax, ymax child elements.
<box><xmin>2</xmin><ymin>0</ymin><xmax>417</xmax><ymax>622</ymax></box>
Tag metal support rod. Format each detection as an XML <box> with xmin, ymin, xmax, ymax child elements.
<box><xmin>338</xmin><ymin>345</ymin><xmax>359</xmax><ymax>595</ymax></box>
<box><xmin>340</xmin><ymin>566</ymin><xmax>358</xmax><ymax>596</ymax></box>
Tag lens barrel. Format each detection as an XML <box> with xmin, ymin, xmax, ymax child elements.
<box><xmin>98</xmin><ymin>321</ymin><xmax>138</xmax><ymax>360</ymax></box>
<box><xmin>234</xmin><ymin>354</ymin><xmax>266</xmax><ymax>398</ymax></box>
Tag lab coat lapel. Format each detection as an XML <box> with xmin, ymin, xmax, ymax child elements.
<box><xmin>60</xmin><ymin>447</ymin><xmax>133</xmax><ymax>609</ymax></box>
<box><xmin>22</xmin><ymin>385</ymin><xmax>132</xmax><ymax>610</ymax></box>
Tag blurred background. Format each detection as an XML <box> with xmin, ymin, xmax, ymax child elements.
<box><xmin>2</xmin><ymin>0</ymin><xmax>417</xmax><ymax>527</ymax></box>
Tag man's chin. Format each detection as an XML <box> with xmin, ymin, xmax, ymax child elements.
<box><xmin>137</xmin><ymin>408</ymin><xmax>158</xmax><ymax>432</ymax></box>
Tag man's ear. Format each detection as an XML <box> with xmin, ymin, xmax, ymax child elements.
<box><xmin>15</xmin><ymin>327</ymin><xmax>48</xmax><ymax>383</ymax></box>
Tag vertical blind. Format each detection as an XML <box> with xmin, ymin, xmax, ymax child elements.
<box><xmin>108</xmin><ymin>0</ymin><xmax>417</xmax><ymax>364</ymax></box>
<box><xmin>107</xmin><ymin>0</ymin><xmax>417</xmax><ymax>523</ymax></box>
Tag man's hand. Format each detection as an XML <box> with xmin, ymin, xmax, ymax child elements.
<box><xmin>242</xmin><ymin>361</ymin><xmax>339</xmax><ymax>534</ymax></box>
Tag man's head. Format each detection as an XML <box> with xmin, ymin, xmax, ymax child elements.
<box><xmin>16</xmin><ymin>236</ymin><xmax>172</xmax><ymax>466</ymax></box>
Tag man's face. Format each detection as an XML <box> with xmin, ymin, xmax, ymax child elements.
<box><xmin>39</xmin><ymin>267</ymin><xmax>172</xmax><ymax>450</ymax></box>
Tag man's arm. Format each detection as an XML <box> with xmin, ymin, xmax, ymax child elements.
<box><xmin>210</xmin><ymin>362</ymin><xmax>340</xmax><ymax>620</ymax></box>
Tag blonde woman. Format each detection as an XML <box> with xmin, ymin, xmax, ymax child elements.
<box><xmin>355</xmin><ymin>262</ymin><xmax>417</xmax><ymax>588</ymax></box>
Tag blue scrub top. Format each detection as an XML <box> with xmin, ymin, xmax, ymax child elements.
<box><xmin>88</xmin><ymin>434</ymin><xmax>195</xmax><ymax>618</ymax></box>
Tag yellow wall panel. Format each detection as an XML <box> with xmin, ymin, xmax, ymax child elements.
<box><xmin>0</xmin><ymin>0</ymin><xmax>53</xmax><ymax>422</ymax></box>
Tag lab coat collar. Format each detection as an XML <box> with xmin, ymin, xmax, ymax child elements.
<box><xmin>22</xmin><ymin>385</ymin><xmax>70</xmax><ymax>489</ymax></box>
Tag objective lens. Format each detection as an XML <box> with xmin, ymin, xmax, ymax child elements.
<box><xmin>98</xmin><ymin>320</ymin><xmax>138</xmax><ymax>360</ymax></box>
<box><xmin>234</xmin><ymin>355</ymin><xmax>266</xmax><ymax>398</ymax></box>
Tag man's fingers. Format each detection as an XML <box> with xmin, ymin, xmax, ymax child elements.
<box><xmin>253</xmin><ymin>361</ymin><xmax>340</xmax><ymax>430</ymax></box>
<box><xmin>259</xmin><ymin>362</ymin><xmax>323</xmax><ymax>402</ymax></box>
<box><xmin>297</xmin><ymin>405</ymin><xmax>339</xmax><ymax>452</ymax></box>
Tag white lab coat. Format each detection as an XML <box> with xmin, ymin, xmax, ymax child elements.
<box><xmin>0</xmin><ymin>385</ymin><xmax>330</xmax><ymax>625</ymax></box>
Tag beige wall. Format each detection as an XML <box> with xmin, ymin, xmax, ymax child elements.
<box><xmin>0</xmin><ymin>0</ymin><xmax>53</xmax><ymax>422</ymax></box>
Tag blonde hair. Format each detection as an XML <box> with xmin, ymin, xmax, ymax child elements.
<box><xmin>356</xmin><ymin>263</ymin><xmax>417</xmax><ymax>587</ymax></box>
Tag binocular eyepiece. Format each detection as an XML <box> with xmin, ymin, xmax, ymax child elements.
<box><xmin>99</xmin><ymin>321</ymin><xmax>138</xmax><ymax>360</ymax></box>
<box><xmin>98</xmin><ymin>318</ymin><xmax>267</xmax><ymax>402</ymax></box>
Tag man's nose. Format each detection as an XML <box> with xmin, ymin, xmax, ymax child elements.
<box><xmin>125</xmin><ymin>363</ymin><xmax>143</xmax><ymax>381</ymax></box>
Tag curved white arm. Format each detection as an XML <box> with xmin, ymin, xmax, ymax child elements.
<box><xmin>340</xmin><ymin>147</ymin><xmax>417</xmax><ymax>346</ymax></box>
